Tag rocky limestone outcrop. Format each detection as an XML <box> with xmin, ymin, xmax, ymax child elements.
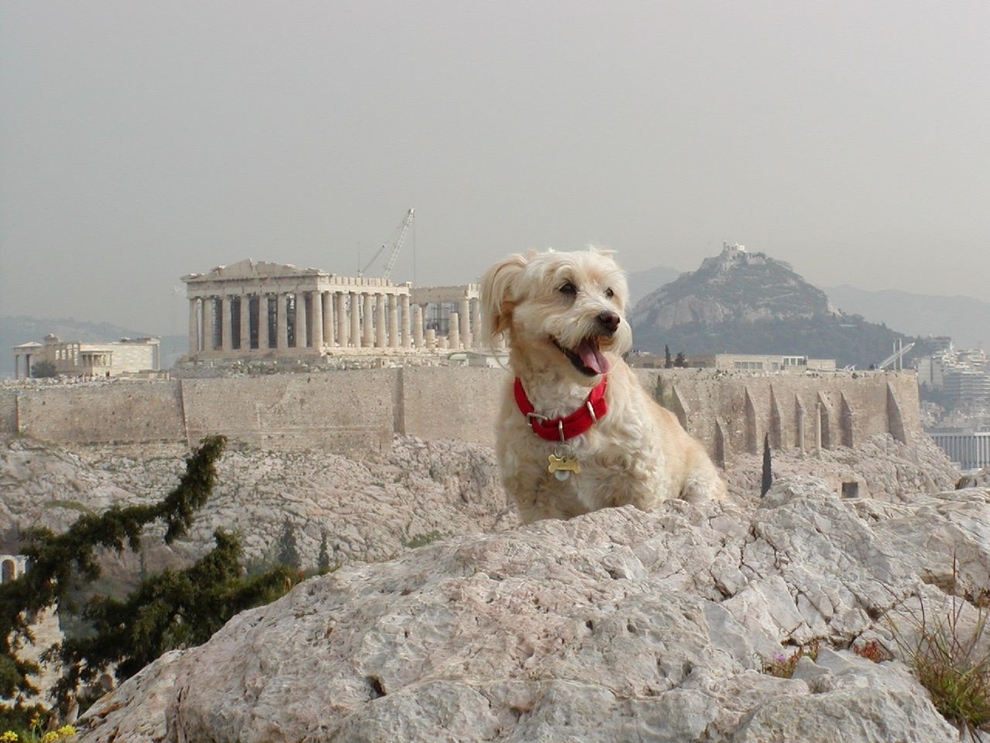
<box><xmin>3</xmin><ymin>431</ymin><xmax>981</xmax><ymax>740</ymax></box>
<box><xmin>724</xmin><ymin>432</ymin><xmax>960</xmax><ymax>502</ymax></box>
<box><xmin>957</xmin><ymin>467</ymin><xmax>990</xmax><ymax>489</ymax></box>
<box><xmin>0</xmin><ymin>434</ymin><xmax>511</xmax><ymax>575</ymax></box>
<box><xmin>74</xmin><ymin>475</ymin><xmax>990</xmax><ymax>742</ymax></box>
<box><xmin>0</xmin><ymin>430</ymin><xmax>957</xmax><ymax>598</ymax></box>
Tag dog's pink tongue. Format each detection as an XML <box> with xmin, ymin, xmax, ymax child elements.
<box><xmin>577</xmin><ymin>340</ymin><xmax>610</xmax><ymax>374</ymax></box>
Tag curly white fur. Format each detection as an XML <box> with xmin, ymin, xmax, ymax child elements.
<box><xmin>481</xmin><ymin>247</ymin><xmax>726</xmax><ymax>524</ymax></box>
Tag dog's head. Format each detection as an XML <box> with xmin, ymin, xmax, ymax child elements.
<box><xmin>480</xmin><ymin>247</ymin><xmax>632</xmax><ymax>379</ymax></box>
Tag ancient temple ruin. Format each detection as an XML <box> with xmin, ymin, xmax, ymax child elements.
<box><xmin>12</xmin><ymin>334</ymin><xmax>161</xmax><ymax>380</ymax></box>
<box><xmin>181</xmin><ymin>259</ymin><xmax>484</xmax><ymax>361</ymax></box>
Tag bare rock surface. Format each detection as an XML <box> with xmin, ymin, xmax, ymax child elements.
<box><xmin>958</xmin><ymin>467</ymin><xmax>990</xmax><ymax>489</ymax></box>
<box><xmin>0</xmin><ymin>434</ymin><xmax>512</xmax><ymax>572</ymax></box>
<box><xmin>723</xmin><ymin>432</ymin><xmax>960</xmax><ymax>501</ymax></box>
<box><xmin>77</xmin><ymin>474</ymin><xmax>990</xmax><ymax>742</ymax></box>
<box><xmin>4</xmin><ymin>431</ymin><xmax>984</xmax><ymax>741</ymax></box>
<box><xmin>1</xmin><ymin>431</ymin><xmax>956</xmax><ymax>570</ymax></box>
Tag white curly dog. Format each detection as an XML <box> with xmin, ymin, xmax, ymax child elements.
<box><xmin>481</xmin><ymin>247</ymin><xmax>726</xmax><ymax>524</ymax></box>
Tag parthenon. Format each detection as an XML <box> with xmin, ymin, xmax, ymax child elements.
<box><xmin>181</xmin><ymin>259</ymin><xmax>486</xmax><ymax>361</ymax></box>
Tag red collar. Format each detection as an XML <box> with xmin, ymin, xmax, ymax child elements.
<box><xmin>513</xmin><ymin>377</ymin><xmax>608</xmax><ymax>442</ymax></box>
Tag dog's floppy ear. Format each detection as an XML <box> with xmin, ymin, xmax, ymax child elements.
<box><xmin>480</xmin><ymin>252</ymin><xmax>530</xmax><ymax>344</ymax></box>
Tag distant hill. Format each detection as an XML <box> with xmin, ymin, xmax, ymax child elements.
<box><xmin>631</xmin><ymin>245</ymin><xmax>838</xmax><ymax>328</ymax></box>
<box><xmin>0</xmin><ymin>316</ymin><xmax>185</xmax><ymax>377</ymax></box>
<box><xmin>823</xmin><ymin>285</ymin><xmax>990</xmax><ymax>350</ymax></box>
<box><xmin>629</xmin><ymin>245</ymin><xmax>922</xmax><ymax>369</ymax></box>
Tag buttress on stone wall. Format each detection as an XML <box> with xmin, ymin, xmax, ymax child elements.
<box><xmin>1</xmin><ymin>369</ymin><xmax>921</xmax><ymax>464</ymax></box>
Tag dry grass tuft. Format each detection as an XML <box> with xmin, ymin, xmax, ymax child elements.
<box><xmin>889</xmin><ymin>560</ymin><xmax>990</xmax><ymax>736</ymax></box>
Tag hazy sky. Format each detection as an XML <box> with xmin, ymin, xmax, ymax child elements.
<box><xmin>2</xmin><ymin>1</ymin><xmax>989</xmax><ymax>335</ymax></box>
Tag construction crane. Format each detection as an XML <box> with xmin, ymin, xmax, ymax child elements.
<box><xmin>877</xmin><ymin>340</ymin><xmax>915</xmax><ymax>371</ymax></box>
<box><xmin>358</xmin><ymin>208</ymin><xmax>415</xmax><ymax>280</ymax></box>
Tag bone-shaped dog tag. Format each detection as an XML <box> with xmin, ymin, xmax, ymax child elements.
<box><xmin>548</xmin><ymin>453</ymin><xmax>580</xmax><ymax>481</ymax></box>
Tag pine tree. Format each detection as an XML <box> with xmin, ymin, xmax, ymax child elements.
<box><xmin>664</xmin><ymin>345</ymin><xmax>673</xmax><ymax>369</ymax></box>
<box><xmin>317</xmin><ymin>530</ymin><xmax>332</xmax><ymax>574</ymax></box>
<box><xmin>57</xmin><ymin>529</ymin><xmax>294</xmax><ymax>700</ymax></box>
<box><xmin>275</xmin><ymin>518</ymin><xmax>301</xmax><ymax>571</ymax></box>
<box><xmin>761</xmin><ymin>433</ymin><xmax>773</xmax><ymax>497</ymax></box>
<box><xmin>0</xmin><ymin>435</ymin><xmax>298</xmax><ymax>714</ymax></box>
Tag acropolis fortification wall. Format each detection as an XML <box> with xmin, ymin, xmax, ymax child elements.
<box><xmin>0</xmin><ymin>369</ymin><xmax>921</xmax><ymax>461</ymax></box>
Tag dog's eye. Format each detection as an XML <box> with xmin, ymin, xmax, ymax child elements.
<box><xmin>605</xmin><ymin>288</ymin><xmax>614</xmax><ymax>299</ymax></box>
<box><xmin>559</xmin><ymin>281</ymin><xmax>577</xmax><ymax>296</ymax></box>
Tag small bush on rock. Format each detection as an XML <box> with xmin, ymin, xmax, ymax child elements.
<box><xmin>402</xmin><ymin>531</ymin><xmax>444</xmax><ymax>549</ymax></box>
<box><xmin>761</xmin><ymin>640</ymin><xmax>820</xmax><ymax>679</ymax></box>
<box><xmin>889</xmin><ymin>563</ymin><xmax>990</xmax><ymax>734</ymax></box>
<box><xmin>853</xmin><ymin>638</ymin><xmax>893</xmax><ymax>664</ymax></box>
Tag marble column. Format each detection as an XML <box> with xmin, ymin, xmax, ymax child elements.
<box><xmin>458</xmin><ymin>298</ymin><xmax>471</xmax><ymax>350</ymax></box>
<box><xmin>350</xmin><ymin>292</ymin><xmax>361</xmax><ymax>347</ymax></box>
<box><xmin>295</xmin><ymin>293</ymin><xmax>308</xmax><ymax>349</ymax></box>
<box><xmin>322</xmin><ymin>291</ymin><xmax>334</xmax><ymax>347</ymax></box>
<box><xmin>413</xmin><ymin>304</ymin><xmax>424</xmax><ymax>348</ymax></box>
<box><xmin>336</xmin><ymin>292</ymin><xmax>348</xmax><ymax>347</ymax></box>
<box><xmin>401</xmin><ymin>294</ymin><xmax>411</xmax><ymax>348</ymax></box>
<box><xmin>221</xmin><ymin>296</ymin><xmax>234</xmax><ymax>352</ymax></box>
<box><xmin>311</xmin><ymin>291</ymin><xmax>324</xmax><ymax>350</ymax></box>
<box><xmin>375</xmin><ymin>294</ymin><xmax>386</xmax><ymax>348</ymax></box>
<box><xmin>387</xmin><ymin>294</ymin><xmax>399</xmax><ymax>348</ymax></box>
<box><xmin>363</xmin><ymin>293</ymin><xmax>375</xmax><ymax>348</ymax></box>
<box><xmin>276</xmin><ymin>293</ymin><xmax>289</xmax><ymax>350</ymax></box>
<box><xmin>203</xmin><ymin>297</ymin><xmax>217</xmax><ymax>351</ymax></box>
<box><xmin>449</xmin><ymin>310</ymin><xmax>461</xmax><ymax>350</ymax></box>
<box><xmin>258</xmin><ymin>294</ymin><xmax>270</xmax><ymax>351</ymax></box>
<box><xmin>240</xmin><ymin>295</ymin><xmax>251</xmax><ymax>351</ymax></box>
<box><xmin>188</xmin><ymin>298</ymin><xmax>200</xmax><ymax>356</ymax></box>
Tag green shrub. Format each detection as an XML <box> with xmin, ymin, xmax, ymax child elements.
<box><xmin>402</xmin><ymin>531</ymin><xmax>444</xmax><ymax>549</ymax></box>
<box><xmin>888</xmin><ymin>564</ymin><xmax>990</xmax><ymax>734</ymax></box>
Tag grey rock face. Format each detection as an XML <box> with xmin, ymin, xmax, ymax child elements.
<box><xmin>734</xmin><ymin>648</ymin><xmax>957</xmax><ymax>742</ymax></box>
<box><xmin>77</xmin><ymin>476</ymin><xmax>984</xmax><ymax>742</ymax></box>
<box><xmin>0</xmin><ymin>434</ymin><xmax>511</xmax><ymax>571</ymax></box>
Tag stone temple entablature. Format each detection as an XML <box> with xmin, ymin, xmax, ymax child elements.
<box><xmin>181</xmin><ymin>259</ymin><xmax>485</xmax><ymax>361</ymax></box>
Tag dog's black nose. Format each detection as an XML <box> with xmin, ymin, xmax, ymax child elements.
<box><xmin>597</xmin><ymin>311</ymin><xmax>620</xmax><ymax>334</ymax></box>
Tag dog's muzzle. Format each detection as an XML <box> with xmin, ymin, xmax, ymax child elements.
<box><xmin>554</xmin><ymin>311</ymin><xmax>619</xmax><ymax>376</ymax></box>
